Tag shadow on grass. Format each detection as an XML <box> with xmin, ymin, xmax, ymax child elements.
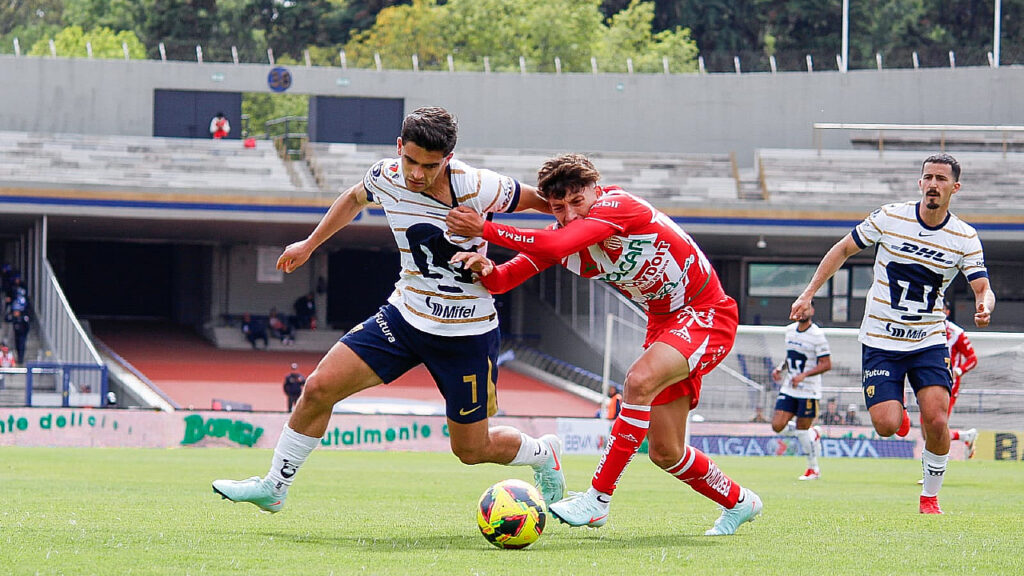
<box><xmin>251</xmin><ymin>529</ymin><xmax>729</xmax><ymax>551</ymax></box>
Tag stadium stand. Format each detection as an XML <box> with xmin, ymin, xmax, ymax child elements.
<box><xmin>0</xmin><ymin>131</ymin><xmax>318</xmax><ymax>195</ymax></box>
<box><xmin>306</xmin><ymin>142</ymin><xmax>738</xmax><ymax>202</ymax></box>
<box><xmin>757</xmin><ymin>148</ymin><xmax>1024</xmax><ymax>208</ymax></box>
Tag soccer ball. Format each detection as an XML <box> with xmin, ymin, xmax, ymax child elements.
<box><xmin>476</xmin><ymin>479</ymin><xmax>547</xmax><ymax>549</ymax></box>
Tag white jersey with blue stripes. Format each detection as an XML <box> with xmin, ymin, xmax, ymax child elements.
<box><xmin>779</xmin><ymin>322</ymin><xmax>830</xmax><ymax>399</ymax></box>
<box><xmin>363</xmin><ymin>157</ymin><xmax>522</xmax><ymax>336</ymax></box>
<box><xmin>851</xmin><ymin>201</ymin><xmax>987</xmax><ymax>351</ymax></box>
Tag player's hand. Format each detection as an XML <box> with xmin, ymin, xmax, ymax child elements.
<box><xmin>771</xmin><ymin>367</ymin><xmax>782</xmax><ymax>383</ymax></box>
<box><xmin>792</xmin><ymin>373</ymin><xmax>805</xmax><ymax>386</ymax></box>
<box><xmin>790</xmin><ymin>296</ymin><xmax>812</xmax><ymax>321</ymax></box>
<box><xmin>449</xmin><ymin>252</ymin><xmax>495</xmax><ymax>277</ymax></box>
<box><xmin>446</xmin><ymin>206</ymin><xmax>485</xmax><ymax>238</ymax></box>
<box><xmin>277</xmin><ymin>240</ymin><xmax>313</xmax><ymax>273</ymax></box>
<box><xmin>974</xmin><ymin>302</ymin><xmax>991</xmax><ymax>328</ymax></box>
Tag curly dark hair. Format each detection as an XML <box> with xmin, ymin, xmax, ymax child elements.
<box><xmin>536</xmin><ymin>154</ymin><xmax>602</xmax><ymax>200</ymax></box>
<box><xmin>401</xmin><ymin>107</ymin><xmax>458</xmax><ymax>155</ymax></box>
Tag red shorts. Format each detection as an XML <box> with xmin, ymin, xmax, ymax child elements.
<box><xmin>644</xmin><ymin>296</ymin><xmax>738</xmax><ymax>409</ymax></box>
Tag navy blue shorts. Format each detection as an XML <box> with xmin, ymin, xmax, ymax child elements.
<box><xmin>774</xmin><ymin>393</ymin><xmax>819</xmax><ymax>419</ymax></box>
<box><xmin>861</xmin><ymin>344</ymin><xmax>952</xmax><ymax>409</ymax></box>
<box><xmin>340</xmin><ymin>304</ymin><xmax>500</xmax><ymax>424</ymax></box>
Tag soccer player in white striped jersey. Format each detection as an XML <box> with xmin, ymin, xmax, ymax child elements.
<box><xmin>212</xmin><ymin>107</ymin><xmax>566</xmax><ymax>513</ymax></box>
<box><xmin>770</xmin><ymin>300</ymin><xmax>831</xmax><ymax>480</ymax></box>
<box><xmin>790</xmin><ymin>153</ymin><xmax>995</xmax><ymax>515</ymax></box>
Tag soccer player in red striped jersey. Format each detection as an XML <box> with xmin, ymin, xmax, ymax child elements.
<box><xmin>447</xmin><ymin>153</ymin><xmax>762</xmax><ymax>536</ymax></box>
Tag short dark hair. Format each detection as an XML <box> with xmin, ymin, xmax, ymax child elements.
<box><xmin>922</xmin><ymin>153</ymin><xmax>961</xmax><ymax>181</ymax></box>
<box><xmin>401</xmin><ymin>107</ymin><xmax>458</xmax><ymax>155</ymax></box>
<box><xmin>536</xmin><ymin>154</ymin><xmax>602</xmax><ymax>200</ymax></box>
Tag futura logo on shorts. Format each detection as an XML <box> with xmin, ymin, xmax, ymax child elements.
<box><xmin>863</xmin><ymin>369</ymin><xmax>890</xmax><ymax>380</ymax></box>
<box><xmin>375</xmin><ymin>311</ymin><xmax>396</xmax><ymax>343</ymax></box>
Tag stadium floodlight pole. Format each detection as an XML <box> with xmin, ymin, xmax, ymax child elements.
<box><xmin>841</xmin><ymin>0</ymin><xmax>849</xmax><ymax>72</ymax></box>
<box><xmin>994</xmin><ymin>0</ymin><xmax>1002</xmax><ymax>68</ymax></box>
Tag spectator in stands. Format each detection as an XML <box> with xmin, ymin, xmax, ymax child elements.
<box><xmin>268</xmin><ymin>307</ymin><xmax>295</xmax><ymax>345</ymax></box>
<box><xmin>822</xmin><ymin>397</ymin><xmax>842</xmax><ymax>425</ymax></box>
<box><xmin>0</xmin><ymin>344</ymin><xmax>14</xmax><ymax>387</ymax></box>
<box><xmin>293</xmin><ymin>292</ymin><xmax>317</xmax><ymax>330</ymax></box>
<box><xmin>597</xmin><ymin>385</ymin><xmax>622</xmax><ymax>420</ymax></box>
<box><xmin>750</xmin><ymin>406</ymin><xmax>768</xmax><ymax>423</ymax></box>
<box><xmin>10</xmin><ymin>309</ymin><xmax>30</xmax><ymax>365</ymax></box>
<box><xmin>283</xmin><ymin>363</ymin><xmax>305</xmax><ymax>412</ymax></box>
<box><xmin>240</xmin><ymin>313</ymin><xmax>268</xmax><ymax>350</ymax></box>
<box><xmin>210</xmin><ymin>112</ymin><xmax>231</xmax><ymax>139</ymax></box>
<box><xmin>845</xmin><ymin>404</ymin><xmax>861</xmax><ymax>426</ymax></box>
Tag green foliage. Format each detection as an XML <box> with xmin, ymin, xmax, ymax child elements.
<box><xmin>596</xmin><ymin>0</ymin><xmax>699</xmax><ymax>73</ymax></box>
<box><xmin>27</xmin><ymin>25</ymin><xmax>146</xmax><ymax>59</ymax></box>
<box><xmin>344</xmin><ymin>0</ymin><xmax>696</xmax><ymax>73</ymax></box>
<box><xmin>2</xmin><ymin>448</ymin><xmax>1023</xmax><ymax>575</ymax></box>
<box><xmin>243</xmin><ymin>93</ymin><xmax>309</xmax><ymax>138</ymax></box>
<box><xmin>62</xmin><ymin>0</ymin><xmax>141</xmax><ymax>33</ymax></box>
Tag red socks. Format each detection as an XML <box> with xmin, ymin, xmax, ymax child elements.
<box><xmin>665</xmin><ymin>445</ymin><xmax>741</xmax><ymax>508</ymax></box>
<box><xmin>591</xmin><ymin>404</ymin><xmax>650</xmax><ymax>494</ymax></box>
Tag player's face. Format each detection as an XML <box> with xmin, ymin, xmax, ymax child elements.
<box><xmin>548</xmin><ymin>184</ymin><xmax>600</xmax><ymax>227</ymax></box>
<box><xmin>398</xmin><ymin>138</ymin><xmax>452</xmax><ymax>193</ymax></box>
<box><xmin>918</xmin><ymin>162</ymin><xmax>960</xmax><ymax>211</ymax></box>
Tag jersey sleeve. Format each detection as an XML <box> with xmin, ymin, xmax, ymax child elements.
<box><xmin>479</xmin><ymin>253</ymin><xmax>555</xmax><ymax>294</ymax></box>
<box><xmin>469</xmin><ymin>168</ymin><xmax>521</xmax><ymax>214</ymax></box>
<box><xmin>482</xmin><ymin>218</ymin><xmax>617</xmax><ymax>260</ymax></box>
<box><xmin>362</xmin><ymin>160</ymin><xmax>390</xmax><ymax>206</ymax></box>
<box><xmin>814</xmin><ymin>330</ymin><xmax>831</xmax><ymax>358</ymax></box>
<box><xmin>851</xmin><ymin>207</ymin><xmax>885</xmax><ymax>249</ymax></box>
<box><xmin>959</xmin><ymin>229</ymin><xmax>988</xmax><ymax>281</ymax></box>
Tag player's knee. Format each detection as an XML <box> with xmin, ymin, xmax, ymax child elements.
<box><xmin>297</xmin><ymin>376</ymin><xmax>336</xmax><ymax>408</ymax></box>
<box><xmin>647</xmin><ymin>444</ymin><xmax>681</xmax><ymax>469</ymax></box>
<box><xmin>872</xmin><ymin>418</ymin><xmax>899</xmax><ymax>437</ymax></box>
<box><xmin>623</xmin><ymin>369</ymin><xmax>660</xmax><ymax>402</ymax></box>
<box><xmin>451</xmin><ymin>443</ymin><xmax>487</xmax><ymax>465</ymax></box>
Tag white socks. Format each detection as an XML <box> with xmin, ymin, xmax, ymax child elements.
<box><xmin>921</xmin><ymin>449</ymin><xmax>948</xmax><ymax>497</ymax></box>
<box><xmin>795</xmin><ymin>428</ymin><xmax>820</xmax><ymax>470</ymax></box>
<box><xmin>509</xmin><ymin>432</ymin><xmax>550</xmax><ymax>467</ymax></box>
<box><xmin>265</xmin><ymin>425</ymin><xmax>321</xmax><ymax>493</ymax></box>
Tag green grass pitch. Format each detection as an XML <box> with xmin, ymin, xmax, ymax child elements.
<box><xmin>1</xmin><ymin>447</ymin><xmax>1022</xmax><ymax>575</ymax></box>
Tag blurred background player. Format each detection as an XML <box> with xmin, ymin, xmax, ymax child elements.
<box><xmin>212</xmin><ymin>107</ymin><xmax>565</xmax><ymax>514</ymax></box>
<box><xmin>448</xmin><ymin>153</ymin><xmax>762</xmax><ymax>536</ymax></box>
<box><xmin>770</xmin><ymin>300</ymin><xmax>831</xmax><ymax>480</ymax></box>
<box><xmin>937</xmin><ymin>302</ymin><xmax>978</xmax><ymax>457</ymax></box>
<box><xmin>790</xmin><ymin>153</ymin><xmax>995</xmax><ymax>514</ymax></box>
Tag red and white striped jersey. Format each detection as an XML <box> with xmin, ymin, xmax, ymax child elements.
<box><xmin>483</xmin><ymin>187</ymin><xmax>725</xmax><ymax>315</ymax></box>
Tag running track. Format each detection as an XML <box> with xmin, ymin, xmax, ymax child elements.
<box><xmin>91</xmin><ymin>321</ymin><xmax>598</xmax><ymax>417</ymax></box>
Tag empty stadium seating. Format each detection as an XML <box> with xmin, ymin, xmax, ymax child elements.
<box><xmin>0</xmin><ymin>131</ymin><xmax>319</xmax><ymax>195</ymax></box>
<box><xmin>305</xmin><ymin>142</ymin><xmax>739</xmax><ymax>202</ymax></box>
<box><xmin>757</xmin><ymin>148</ymin><xmax>1024</xmax><ymax>208</ymax></box>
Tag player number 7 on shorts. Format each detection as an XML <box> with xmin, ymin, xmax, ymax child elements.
<box><xmin>463</xmin><ymin>375</ymin><xmax>479</xmax><ymax>404</ymax></box>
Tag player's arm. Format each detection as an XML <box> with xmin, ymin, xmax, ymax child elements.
<box><xmin>791</xmin><ymin>356</ymin><xmax>832</xmax><ymax>386</ymax></box>
<box><xmin>969</xmin><ymin>276</ymin><xmax>995</xmax><ymax>328</ymax></box>
<box><xmin>791</xmin><ymin>234</ymin><xmax>861</xmax><ymax>321</ymax></box>
<box><xmin>278</xmin><ymin>182</ymin><xmax>370</xmax><ymax>273</ymax></box>
<box><xmin>515</xmin><ymin>184</ymin><xmax>552</xmax><ymax>214</ymax></box>
<box><xmin>953</xmin><ymin>332</ymin><xmax>979</xmax><ymax>376</ymax></box>
<box><xmin>450</xmin><ymin>251</ymin><xmax>555</xmax><ymax>294</ymax></box>
<box><xmin>484</xmin><ymin>219</ymin><xmax>616</xmax><ymax>259</ymax></box>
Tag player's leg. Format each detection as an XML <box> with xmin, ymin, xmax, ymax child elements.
<box><xmin>214</xmin><ymin>307</ymin><xmax>409</xmax><ymax>512</ymax></box>
<box><xmin>645</xmin><ymin>395</ymin><xmax>762</xmax><ymax>535</ymax></box>
<box><xmin>549</xmin><ymin>341</ymin><xmax>687</xmax><ymax>527</ymax></box>
<box><xmin>429</xmin><ymin>327</ymin><xmax>564</xmax><ymax>506</ymax></box>
<box><xmin>794</xmin><ymin>403</ymin><xmax>821</xmax><ymax>480</ymax></box>
<box><xmin>862</xmin><ymin>345</ymin><xmax>910</xmax><ymax>437</ymax></box>
<box><xmin>770</xmin><ymin>396</ymin><xmax>796</xmax><ymax>434</ymax></box>
<box><xmin>908</xmin><ymin>345</ymin><xmax>954</xmax><ymax>514</ymax></box>
<box><xmin>213</xmin><ymin>340</ymin><xmax>383</xmax><ymax>511</ymax></box>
